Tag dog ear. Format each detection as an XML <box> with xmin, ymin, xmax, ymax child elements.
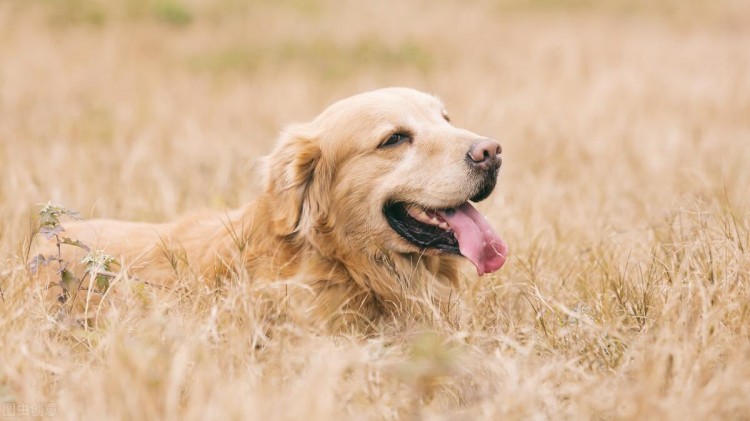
<box><xmin>264</xmin><ymin>124</ymin><xmax>332</xmax><ymax>237</ymax></box>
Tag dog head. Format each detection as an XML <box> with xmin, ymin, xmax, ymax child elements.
<box><xmin>263</xmin><ymin>87</ymin><xmax>507</xmax><ymax>276</ymax></box>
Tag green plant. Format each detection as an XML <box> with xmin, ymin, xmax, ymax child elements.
<box><xmin>30</xmin><ymin>203</ymin><xmax>117</xmax><ymax>305</ymax></box>
<box><xmin>153</xmin><ymin>1</ymin><xmax>193</xmax><ymax>26</ymax></box>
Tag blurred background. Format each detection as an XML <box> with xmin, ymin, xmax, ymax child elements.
<box><xmin>0</xmin><ymin>0</ymin><xmax>748</xmax><ymax>256</ymax></box>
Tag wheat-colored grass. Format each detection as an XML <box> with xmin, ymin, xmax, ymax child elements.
<box><xmin>1</xmin><ymin>1</ymin><xmax>749</xmax><ymax>419</ymax></box>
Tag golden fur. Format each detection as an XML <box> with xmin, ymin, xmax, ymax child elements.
<box><xmin>33</xmin><ymin>88</ymin><xmax>503</xmax><ymax>330</ymax></box>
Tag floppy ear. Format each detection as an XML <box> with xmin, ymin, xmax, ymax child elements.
<box><xmin>264</xmin><ymin>124</ymin><xmax>332</xmax><ymax>237</ymax></box>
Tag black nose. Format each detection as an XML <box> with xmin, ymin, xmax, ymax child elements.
<box><xmin>466</xmin><ymin>139</ymin><xmax>502</xmax><ymax>170</ymax></box>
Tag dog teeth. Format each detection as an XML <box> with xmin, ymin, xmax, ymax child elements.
<box><xmin>407</xmin><ymin>205</ymin><xmax>450</xmax><ymax>229</ymax></box>
<box><xmin>407</xmin><ymin>206</ymin><xmax>428</xmax><ymax>220</ymax></box>
<box><xmin>408</xmin><ymin>208</ymin><xmax>429</xmax><ymax>222</ymax></box>
<box><xmin>419</xmin><ymin>214</ymin><xmax>434</xmax><ymax>225</ymax></box>
<box><xmin>406</xmin><ymin>205</ymin><xmax>422</xmax><ymax>215</ymax></box>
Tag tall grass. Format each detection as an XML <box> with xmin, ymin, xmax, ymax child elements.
<box><xmin>1</xmin><ymin>1</ymin><xmax>749</xmax><ymax>419</ymax></box>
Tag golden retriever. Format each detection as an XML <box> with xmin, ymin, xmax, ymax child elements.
<box><xmin>33</xmin><ymin>87</ymin><xmax>507</xmax><ymax>330</ymax></box>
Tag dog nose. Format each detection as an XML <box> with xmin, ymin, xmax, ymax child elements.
<box><xmin>467</xmin><ymin>139</ymin><xmax>502</xmax><ymax>169</ymax></box>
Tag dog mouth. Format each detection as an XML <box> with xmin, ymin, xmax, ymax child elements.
<box><xmin>384</xmin><ymin>202</ymin><xmax>508</xmax><ymax>275</ymax></box>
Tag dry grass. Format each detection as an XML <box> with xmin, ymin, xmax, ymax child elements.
<box><xmin>1</xmin><ymin>0</ymin><xmax>750</xmax><ymax>419</ymax></box>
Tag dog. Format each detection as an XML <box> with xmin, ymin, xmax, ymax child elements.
<box><xmin>33</xmin><ymin>87</ymin><xmax>507</xmax><ymax>330</ymax></box>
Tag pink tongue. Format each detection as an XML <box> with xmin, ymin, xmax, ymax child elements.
<box><xmin>437</xmin><ymin>203</ymin><xmax>508</xmax><ymax>276</ymax></box>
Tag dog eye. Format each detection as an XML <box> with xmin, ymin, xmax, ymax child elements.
<box><xmin>380</xmin><ymin>132</ymin><xmax>412</xmax><ymax>148</ymax></box>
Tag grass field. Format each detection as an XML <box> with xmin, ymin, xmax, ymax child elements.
<box><xmin>1</xmin><ymin>0</ymin><xmax>750</xmax><ymax>419</ymax></box>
